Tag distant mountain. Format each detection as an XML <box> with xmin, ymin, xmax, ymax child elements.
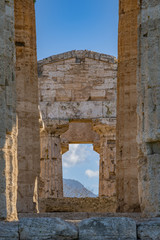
<box><xmin>63</xmin><ymin>179</ymin><xmax>97</xmax><ymax>198</ymax></box>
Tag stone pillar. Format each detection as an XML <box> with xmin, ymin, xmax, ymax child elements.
<box><xmin>116</xmin><ymin>0</ymin><xmax>140</xmax><ymax>212</ymax></box>
<box><xmin>93</xmin><ymin>120</ymin><xmax>116</xmax><ymax>197</ymax></box>
<box><xmin>39</xmin><ymin>121</ymin><xmax>69</xmax><ymax>199</ymax></box>
<box><xmin>14</xmin><ymin>0</ymin><xmax>40</xmax><ymax>213</ymax></box>
<box><xmin>0</xmin><ymin>0</ymin><xmax>17</xmax><ymax>221</ymax></box>
<box><xmin>137</xmin><ymin>0</ymin><xmax>160</xmax><ymax>216</ymax></box>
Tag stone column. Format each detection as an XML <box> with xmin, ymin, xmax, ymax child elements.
<box><xmin>116</xmin><ymin>0</ymin><xmax>140</xmax><ymax>212</ymax></box>
<box><xmin>39</xmin><ymin>121</ymin><xmax>69</xmax><ymax>199</ymax></box>
<box><xmin>93</xmin><ymin>120</ymin><xmax>116</xmax><ymax>198</ymax></box>
<box><xmin>0</xmin><ymin>0</ymin><xmax>17</xmax><ymax>221</ymax></box>
<box><xmin>137</xmin><ymin>0</ymin><xmax>160</xmax><ymax>216</ymax></box>
<box><xmin>14</xmin><ymin>0</ymin><xmax>40</xmax><ymax>213</ymax></box>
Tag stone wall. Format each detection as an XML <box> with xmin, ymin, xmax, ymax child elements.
<box><xmin>14</xmin><ymin>0</ymin><xmax>40</xmax><ymax>213</ymax></box>
<box><xmin>0</xmin><ymin>0</ymin><xmax>17</xmax><ymax>220</ymax></box>
<box><xmin>39</xmin><ymin>197</ymin><xmax>117</xmax><ymax>213</ymax></box>
<box><xmin>38</xmin><ymin>50</ymin><xmax>117</xmax><ymax>104</ymax></box>
<box><xmin>38</xmin><ymin>51</ymin><xmax>117</xmax><ymax>199</ymax></box>
<box><xmin>1</xmin><ymin>217</ymin><xmax>160</xmax><ymax>240</ymax></box>
<box><xmin>137</xmin><ymin>0</ymin><xmax>160</xmax><ymax>216</ymax></box>
<box><xmin>116</xmin><ymin>0</ymin><xmax>140</xmax><ymax>212</ymax></box>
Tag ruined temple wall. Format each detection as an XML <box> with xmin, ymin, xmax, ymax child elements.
<box><xmin>38</xmin><ymin>51</ymin><xmax>117</xmax><ymax>104</ymax></box>
<box><xmin>116</xmin><ymin>0</ymin><xmax>140</xmax><ymax>212</ymax></box>
<box><xmin>14</xmin><ymin>0</ymin><xmax>40</xmax><ymax>213</ymax></box>
<box><xmin>0</xmin><ymin>0</ymin><xmax>17</xmax><ymax>220</ymax></box>
<box><xmin>38</xmin><ymin>51</ymin><xmax>117</xmax><ymax>199</ymax></box>
<box><xmin>137</xmin><ymin>0</ymin><xmax>160</xmax><ymax>216</ymax></box>
<box><xmin>39</xmin><ymin>129</ymin><xmax>64</xmax><ymax>199</ymax></box>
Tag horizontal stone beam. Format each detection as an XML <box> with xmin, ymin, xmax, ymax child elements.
<box><xmin>39</xmin><ymin>197</ymin><xmax>117</xmax><ymax>213</ymax></box>
<box><xmin>40</xmin><ymin>101</ymin><xmax>116</xmax><ymax>121</ymax></box>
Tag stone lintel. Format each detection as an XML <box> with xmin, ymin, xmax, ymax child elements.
<box><xmin>92</xmin><ymin>118</ymin><xmax>116</xmax><ymax>138</ymax></box>
<box><xmin>40</xmin><ymin>101</ymin><xmax>116</xmax><ymax>121</ymax></box>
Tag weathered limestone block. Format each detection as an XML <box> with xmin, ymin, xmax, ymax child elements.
<box><xmin>40</xmin><ymin>101</ymin><xmax>116</xmax><ymax>121</ymax></box>
<box><xmin>137</xmin><ymin>219</ymin><xmax>160</xmax><ymax>240</ymax></box>
<box><xmin>39</xmin><ymin>197</ymin><xmax>117</xmax><ymax>213</ymax></box>
<box><xmin>14</xmin><ymin>0</ymin><xmax>40</xmax><ymax>213</ymax></box>
<box><xmin>61</xmin><ymin>121</ymin><xmax>100</xmax><ymax>154</ymax></box>
<box><xmin>0</xmin><ymin>0</ymin><xmax>17</xmax><ymax>220</ymax></box>
<box><xmin>137</xmin><ymin>0</ymin><xmax>160</xmax><ymax>216</ymax></box>
<box><xmin>78</xmin><ymin>217</ymin><xmax>137</xmax><ymax>240</ymax></box>
<box><xmin>19</xmin><ymin>218</ymin><xmax>78</xmax><ymax>240</ymax></box>
<box><xmin>39</xmin><ymin>120</ymin><xmax>69</xmax><ymax>199</ymax></box>
<box><xmin>0</xmin><ymin>221</ymin><xmax>18</xmax><ymax>240</ymax></box>
<box><xmin>93</xmin><ymin>119</ymin><xmax>116</xmax><ymax>198</ymax></box>
<box><xmin>138</xmin><ymin>154</ymin><xmax>160</xmax><ymax>216</ymax></box>
<box><xmin>116</xmin><ymin>0</ymin><xmax>140</xmax><ymax>212</ymax></box>
<box><xmin>61</xmin><ymin>121</ymin><xmax>100</xmax><ymax>144</ymax></box>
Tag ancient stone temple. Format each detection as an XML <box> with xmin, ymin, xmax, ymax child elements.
<box><xmin>38</xmin><ymin>50</ymin><xmax>117</xmax><ymax>201</ymax></box>
<box><xmin>0</xmin><ymin>0</ymin><xmax>160</xmax><ymax>239</ymax></box>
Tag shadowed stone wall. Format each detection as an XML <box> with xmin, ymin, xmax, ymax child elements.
<box><xmin>117</xmin><ymin>0</ymin><xmax>160</xmax><ymax>216</ymax></box>
<box><xmin>137</xmin><ymin>0</ymin><xmax>160</xmax><ymax>216</ymax></box>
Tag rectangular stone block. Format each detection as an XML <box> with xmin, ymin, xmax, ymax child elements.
<box><xmin>0</xmin><ymin>222</ymin><xmax>18</xmax><ymax>240</ymax></box>
<box><xmin>19</xmin><ymin>218</ymin><xmax>78</xmax><ymax>240</ymax></box>
<box><xmin>91</xmin><ymin>90</ymin><xmax>106</xmax><ymax>100</ymax></box>
<box><xmin>41</xmin><ymin>101</ymin><xmax>116</xmax><ymax>120</ymax></box>
<box><xmin>137</xmin><ymin>219</ymin><xmax>160</xmax><ymax>240</ymax></box>
<box><xmin>39</xmin><ymin>197</ymin><xmax>117</xmax><ymax>213</ymax></box>
<box><xmin>55</xmin><ymin>89</ymin><xmax>72</xmax><ymax>101</ymax></box>
<box><xmin>78</xmin><ymin>217</ymin><xmax>137</xmax><ymax>240</ymax></box>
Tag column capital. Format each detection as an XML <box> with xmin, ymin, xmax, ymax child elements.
<box><xmin>41</xmin><ymin>120</ymin><xmax>69</xmax><ymax>136</ymax></box>
<box><xmin>92</xmin><ymin>118</ymin><xmax>116</xmax><ymax>139</ymax></box>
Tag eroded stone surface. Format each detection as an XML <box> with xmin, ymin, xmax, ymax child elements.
<box><xmin>39</xmin><ymin>197</ymin><xmax>117</xmax><ymax>213</ymax></box>
<box><xmin>0</xmin><ymin>221</ymin><xmax>18</xmax><ymax>240</ymax></box>
<box><xmin>14</xmin><ymin>0</ymin><xmax>40</xmax><ymax>213</ymax></box>
<box><xmin>93</xmin><ymin>120</ymin><xmax>116</xmax><ymax>197</ymax></box>
<box><xmin>137</xmin><ymin>0</ymin><xmax>160</xmax><ymax>216</ymax></box>
<box><xmin>78</xmin><ymin>217</ymin><xmax>137</xmax><ymax>240</ymax></box>
<box><xmin>0</xmin><ymin>0</ymin><xmax>17</xmax><ymax>220</ymax></box>
<box><xmin>61</xmin><ymin>121</ymin><xmax>100</xmax><ymax>154</ymax></box>
<box><xmin>116</xmin><ymin>0</ymin><xmax>140</xmax><ymax>212</ymax></box>
<box><xmin>19</xmin><ymin>218</ymin><xmax>78</xmax><ymax>240</ymax></box>
<box><xmin>137</xmin><ymin>219</ymin><xmax>160</xmax><ymax>240</ymax></box>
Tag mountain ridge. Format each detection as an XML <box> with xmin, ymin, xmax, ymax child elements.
<box><xmin>63</xmin><ymin>178</ymin><xmax>97</xmax><ymax>198</ymax></box>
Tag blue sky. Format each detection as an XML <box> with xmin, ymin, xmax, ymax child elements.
<box><xmin>35</xmin><ymin>0</ymin><xmax>119</xmax><ymax>194</ymax></box>
<box><xmin>35</xmin><ymin>0</ymin><xmax>118</xmax><ymax>60</ymax></box>
<box><xmin>63</xmin><ymin>144</ymin><xmax>99</xmax><ymax>194</ymax></box>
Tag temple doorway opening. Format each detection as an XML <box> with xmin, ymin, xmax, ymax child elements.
<box><xmin>62</xmin><ymin>144</ymin><xmax>99</xmax><ymax>197</ymax></box>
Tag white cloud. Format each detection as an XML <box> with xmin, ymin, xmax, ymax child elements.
<box><xmin>63</xmin><ymin>144</ymin><xmax>89</xmax><ymax>168</ymax></box>
<box><xmin>85</xmin><ymin>169</ymin><xmax>99</xmax><ymax>178</ymax></box>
